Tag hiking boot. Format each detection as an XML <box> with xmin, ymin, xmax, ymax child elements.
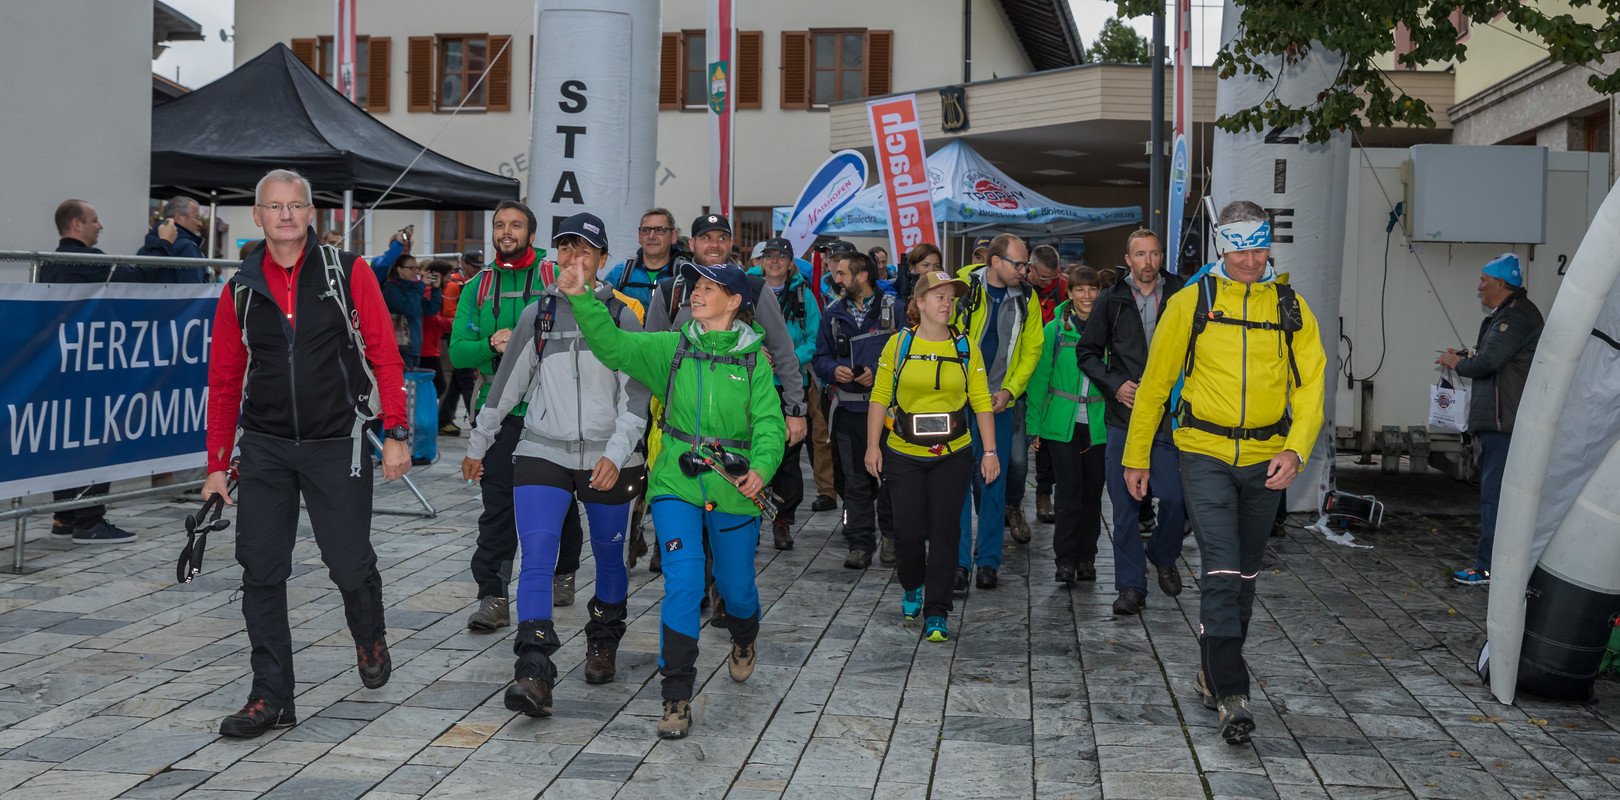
<box><xmin>219</xmin><ymin>696</ymin><xmax>297</xmax><ymax>739</ymax></box>
<box><xmin>356</xmin><ymin>640</ymin><xmax>391</xmax><ymax>689</ymax></box>
<box><xmin>656</xmin><ymin>699</ymin><xmax>693</xmax><ymax>739</ymax></box>
<box><xmin>71</xmin><ymin>521</ymin><xmax>136</xmax><ymax>545</ymax></box>
<box><xmin>1271</xmin><ymin>517</ymin><xmax>1288</xmax><ymax>538</ymax></box>
<box><xmin>1055</xmin><ymin>564</ymin><xmax>1077</xmax><ymax>585</ymax></box>
<box><xmin>1195</xmin><ymin>669</ymin><xmax>1218</xmax><ymax>710</ymax></box>
<box><xmin>773</xmin><ymin>517</ymin><xmax>794</xmax><ymax>550</ymax></box>
<box><xmin>844</xmin><ymin>549</ymin><xmax>872</xmax><ymax>570</ymax></box>
<box><xmin>583</xmin><ymin>640</ymin><xmax>617</xmax><ymax>685</ymax></box>
<box><xmin>1007</xmin><ymin>505</ymin><xmax>1031</xmax><ymax>544</ymax></box>
<box><xmin>1453</xmin><ymin>568</ymin><xmax>1490</xmax><ymax>586</ymax></box>
<box><xmin>1076</xmin><ymin>562</ymin><xmax>1097</xmax><ymax>582</ymax></box>
<box><xmin>975</xmin><ymin>566</ymin><xmax>998</xmax><ymax>590</ymax></box>
<box><xmin>1216</xmin><ymin>695</ymin><xmax>1256</xmax><ymax>745</ymax></box>
<box><xmin>728</xmin><ymin>642</ymin><xmax>756</xmax><ymax>682</ymax></box>
<box><xmin>810</xmin><ymin>495</ymin><xmax>837</xmax><ymax>513</ymax></box>
<box><xmin>467</xmin><ymin>596</ymin><xmax>510</xmax><ymax>631</ymax></box>
<box><xmin>627</xmin><ymin>528</ymin><xmax>648</xmax><ymax>568</ymax></box>
<box><xmin>553</xmin><ymin>572</ymin><xmax>576</xmax><ymax>607</ymax></box>
<box><xmin>1036</xmin><ymin>493</ymin><xmax>1055</xmax><ymax>523</ymax></box>
<box><xmin>504</xmin><ymin>677</ymin><xmax>553</xmax><ymax>718</ymax></box>
<box><xmin>878</xmin><ymin>535</ymin><xmax>896</xmax><ymax>566</ymax></box>
<box><xmin>50</xmin><ymin>521</ymin><xmax>74</xmax><ymax>538</ymax></box>
<box><xmin>1139</xmin><ymin>510</ymin><xmax>1156</xmax><ymax>537</ymax></box>
<box><xmin>924</xmin><ymin>616</ymin><xmax>949</xmax><ymax>642</ymax></box>
<box><xmin>1112</xmin><ymin>589</ymin><xmax>1146</xmax><ymax>616</ymax></box>
<box><xmin>953</xmin><ymin>566</ymin><xmax>971</xmax><ymax>597</ymax></box>
<box><xmin>901</xmin><ymin>587</ymin><xmax>923</xmax><ymax>620</ymax></box>
<box><xmin>648</xmin><ymin>547</ymin><xmax>662</xmax><ymax>574</ymax></box>
<box><xmin>1156</xmin><ymin>564</ymin><xmax>1183</xmax><ymax>597</ymax></box>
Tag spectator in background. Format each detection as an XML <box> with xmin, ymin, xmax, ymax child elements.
<box><xmin>970</xmin><ymin>237</ymin><xmax>991</xmax><ymax>267</ymax></box>
<box><xmin>419</xmin><ymin>260</ymin><xmax>457</xmax><ymax>433</ymax></box>
<box><xmin>604</xmin><ymin>208</ymin><xmax>683</xmax><ymax>309</ymax></box>
<box><xmin>381</xmin><ymin>254</ymin><xmax>441</xmax><ymax>369</ymax></box>
<box><xmin>868</xmin><ymin>245</ymin><xmax>892</xmax><ymax>278</ymax></box>
<box><xmin>37</xmin><ymin>199</ymin><xmax>138</xmax><ymax>545</ymax></box>
<box><xmin>321</xmin><ymin>230</ymin><xmax>344</xmax><ymax>246</ymax></box>
<box><xmin>136</xmin><ymin>196</ymin><xmax>210</xmax><ymax>282</ymax></box>
<box><xmin>439</xmin><ymin>252</ymin><xmax>481</xmax><ymax>435</ymax></box>
<box><xmin>370</xmin><ymin>226</ymin><xmax>414</xmax><ymax>283</ymax></box>
<box><xmin>1439</xmin><ymin>253</ymin><xmax>1543</xmax><ymax>586</ymax></box>
<box><xmin>1024</xmin><ymin>245</ymin><xmax>1069</xmax><ymax>527</ymax></box>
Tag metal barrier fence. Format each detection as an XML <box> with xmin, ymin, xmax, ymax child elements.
<box><xmin>2</xmin><ymin>250</ymin><xmax>441</xmax><ymax>574</ymax></box>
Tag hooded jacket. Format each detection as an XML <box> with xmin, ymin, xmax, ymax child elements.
<box><xmin>467</xmin><ymin>279</ymin><xmax>649</xmax><ymax>470</ymax></box>
<box><xmin>1123</xmin><ymin>262</ymin><xmax>1327</xmax><ymax>469</ymax></box>
<box><xmin>1026</xmin><ymin>300</ymin><xmax>1106</xmax><ymax>446</ymax></box>
<box><xmin>448</xmin><ymin>246</ymin><xmax>549</xmax><ymax>412</ymax></box>
<box><xmin>745</xmin><ymin>265</ymin><xmax>821</xmax><ymax>382</ymax></box>
<box><xmin>951</xmin><ymin>265</ymin><xmax>1045</xmax><ymax>398</ymax></box>
<box><xmin>568</xmin><ymin>290</ymin><xmax>786</xmax><ymax>516</ymax></box>
<box><xmin>1455</xmin><ymin>289</ymin><xmax>1542</xmax><ymax>434</ymax></box>
<box><xmin>646</xmin><ymin>268</ymin><xmax>807</xmax><ymax>417</ymax></box>
<box><xmin>1075</xmin><ymin>270</ymin><xmax>1187</xmax><ymax>432</ymax></box>
<box><xmin>136</xmin><ymin>223</ymin><xmax>210</xmax><ymax>282</ymax></box>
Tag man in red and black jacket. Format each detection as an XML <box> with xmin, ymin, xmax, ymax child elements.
<box><xmin>203</xmin><ymin>170</ymin><xmax>411</xmax><ymax>739</ymax></box>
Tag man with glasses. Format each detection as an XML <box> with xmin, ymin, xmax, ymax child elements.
<box><xmin>604</xmin><ymin>208</ymin><xmax>683</xmax><ymax>308</ymax></box>
<box><xmin>205</xmin><ymin>169</ymin><xmax>410</xmax><ymax>738</ymax></box>
<box><xmin>951</xmin><ymin>233</ymin><xmax>1044</xmax><ymax>592</ymax></box>
<box><xmin>1076</xmin><ymin>229</ymin><xmax>1189</xmax><ymax>617</ymax></box>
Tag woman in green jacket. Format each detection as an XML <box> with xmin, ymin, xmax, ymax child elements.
<box><xmin>555</xmin><ymin>254</ymin><xmax>785</xmax><ymax>741</ymax></box>
<box><xmin>1026</xmin><ymin>266</ymin><xmax>1108</xmax><ymax>584</ymax></box>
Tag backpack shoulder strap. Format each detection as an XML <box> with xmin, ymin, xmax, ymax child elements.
<box><xmin>1184</xmin><ymin>274</ymin><xmax>1217</xmax><ymax>378</ymax></box>
<box><xmin>1274</xmin><ymin>282</ymin><xmax>1303</xmax><ymax>387</ymax></box>
<box><xmin>887</xmin><ymin>327</ymin><xmax>916</xmax><ymax>407</ymax></box>
<box><xmin>232</xmin><ymin>283</ymin><xmax>253</xmax><ymax>347</ymax></box>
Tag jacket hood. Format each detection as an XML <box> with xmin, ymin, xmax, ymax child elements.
<box><xmin>681</xmin><ymin>318</ymin><xmax>764</xmax><ymax>355</ymax></box>
<box><xmin>965</xmin><ymin>265</ymin><xmax>1030</xmax><ymax>298</ymax></box>
<box><xmin>1210</xmin><ymin>260</ymin><xmax>1279</xmax><ymax>283</ymax></box>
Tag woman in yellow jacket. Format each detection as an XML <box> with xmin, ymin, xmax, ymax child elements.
<box><xmin>864</xmin><ymin>271</ymin><xmax>998</xmax><ymax>643</ymax></box>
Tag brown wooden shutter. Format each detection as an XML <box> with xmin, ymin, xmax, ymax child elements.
<box><xmin>291</xmin><ymin>38</ymin><xmax>318</xmax><ymax>72</ymax></box>
<box><xmin>366</xmin><ymin>37</ymin><xmax>391</xmax><ymax>113</ymax></box>
<box><xmin>659</xmin><ymin>32</ymin><xmax>680</xmax><ymax>110</ymax></box>
<box><xmin>528</xmin><ymin>35</ymin><xmax>535</xmax><ymax>109</ymax></box>
<box><xmin>780</xmin><ymin>31</ymin><xmax>810</xmax><ymax>110</ymax></box>
<box><xmin>865</xmin><ymin>30</ymin><xmax>893</xmax><ymax>97</ymax></box>
<box><xmin>488</xmin><ymin>34</ymin><xmax>512</xmax><ymax>111</ymax></box>
<box><xmin>737</xmin><ymin>31</ymin><xmax>762</xmax><ymax>110</ymax></box>
<box><xmin>407</xmin><ymin>36</ymin><xmax>434</xmax><ymax>112</ymax></box>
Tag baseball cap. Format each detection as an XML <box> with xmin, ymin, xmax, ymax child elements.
<box><xmin>680</xmin><ymin>261</ymin><xmax>753</xmax><ymax>310</ymax></box>
<box><xmin>823</xmin><ymin>240</ymin><xmax>857</xmax><ymax>257</ymax></box>
<box><xmin>760</xmin><ymin>237</ymin><xmax>794</xmax><ymax>258</ymax></box>
<box><xmin>973</xmin><ymin>237</ymin><xmax>991</xmax><ymax>251</ymax></box>
<box><xmin>553</xmin><ymin>212</ymin><xmax>608</xmax><ymax>250</ymax></box>
<box><xmin>1481</xmin><ymin>252</ymin><xmax>1523</xmax><ymax>287</ymax></box>
<box><xmin>750</xmin><ymin>241</ymin><xmax>768</xmax><ymax>261</ymax></box>
<box><xmin>691</xmin><ymin>213</ymin><xmax>732</xmax><ymax>238</ymax></box>
<box><xmin>912</xmin><ymin>270</ymin><xmax>969</xmax><ymax>298</ymax></box>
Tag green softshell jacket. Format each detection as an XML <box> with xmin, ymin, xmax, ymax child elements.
<box><xmin>567</xmin><ymin>290</ymin><xmax>787</xmax><ymax>517</ymax></box>
<box><xmin>448</xmin><ymin>247</ymin><xmax>548</xmax><ymax>414</ymax></box>
<box><xmin>1026</xmin><ymin>301</ymin><xmax>1107</xmax><ymax>446</ymax></box>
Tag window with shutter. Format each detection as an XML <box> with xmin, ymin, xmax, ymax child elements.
<box><xmin>438</xmin><ymin>35</ymin><xmax>490</xmax><ymax>110</ymax></box>
<box><xmin>737</xmin><ymin>31</ymin><xmax>762</xmax><ymax>110</ymax></box>
<box><xmin>488</xmin><ymin>34</ymin><xmax>512</xmax><ymax>111</ymax></box>
<box><xmin>316</xmin><ymin>36</ymin><xmax>373</xmax><ymax>107</ymax></box>
<box><xmin>407</xmin><ymin>36</ymin><xmax>434</xmax><ymax>112</ymax></box>
<box><xmin>864</xmin><ymin>30</ymin><xmax>892</xmax><ymax>97</ymax></box>
<box><xmin>291</xmin><ymin>39</ymin><xmax>317</xmax><ymax>72</ymax></box>
<box><xmin>368</xmin><ymin>37</ymin><xmax>391</xmax><ymax>112</ymax></box>
<box><xmin>659</xmin><ymin>32</ymin><xmax>680</xmax><ymax>110</ymax></box>
<box><xmin>780</xmin><ymin>31</ymin><xmax>810</xmax><ymax>110</ymax></box>
<box><xmin>680</xmin><ymin>30</ymin><xmax>707</xmax><ymax>110</ymax></box>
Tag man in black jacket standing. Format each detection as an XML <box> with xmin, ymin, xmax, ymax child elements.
<box><xmin>1076</xmin><ymin>229</ymin><xmax>1188</xmax><ymax>616</ymax></box>
<box><xmin>1437</xmin><ymin>253</ymin><xmax>1542</xmax><ymax>586</ymax></box>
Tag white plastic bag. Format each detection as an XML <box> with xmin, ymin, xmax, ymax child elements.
<box><xmin>1428</xmin><ymin>370</ymin><xmax>1470</xmax><ymax>433</ymax></box>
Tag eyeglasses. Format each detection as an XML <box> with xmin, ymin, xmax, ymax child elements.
<box><xmin>997</xmin><ymin>256</ymin><xmax>1031</xmax><ymax>271</ymax></box>
<box><xmin>255</xmin><ymin>202</ymin><xmax>312</xmax><ymax>214</ymax></box>
<box><xmin>639</xmin><ymin>226</ymin><xmax>673</xmax><ymax>235</ymax></box>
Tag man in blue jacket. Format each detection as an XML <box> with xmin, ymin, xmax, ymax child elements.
<box><xmin>603</xmin><ymin>208</ymin><xmax>683</xmax><ymax>308</ymax></box>
<box><xmin>812</xmin><ymin>251</ymin><xmax>899</xmax><ymax>569</ymax></box>
<box><xmin>136</xmin><ymin>196</ymin><xmax>210</xmax><ymax>282</ymax></box>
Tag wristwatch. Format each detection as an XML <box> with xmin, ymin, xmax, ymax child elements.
<box><xmin>384</xmin><ymin>425</ymin><xmax>411</xmax><ymax>442</ymax></box>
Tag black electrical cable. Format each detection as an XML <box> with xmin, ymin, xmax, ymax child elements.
<box><xmin>1343</xmin><ymin>208</ymin><xmax>1395</xmax><ymax>383</ymax></box>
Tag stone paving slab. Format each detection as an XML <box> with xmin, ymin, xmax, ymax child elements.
<box><xmin>1</xmin><ymin>457</ymin><xmax>1617</xmax><ymax>799</ymax></box>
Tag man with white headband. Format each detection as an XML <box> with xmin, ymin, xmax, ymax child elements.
<box><xmin>1122</xmin><ymin>200</ymin><xmax>1327</xmax><ymax>746</ymax></box>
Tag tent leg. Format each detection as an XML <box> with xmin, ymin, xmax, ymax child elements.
<box><xmin>364</xmin><ymin>428</ymin><xmax>437</xmax><ymax>518</ymax></box>
<box><xmin>206</xmin><ymin>191</ymin><xmax>218</xmax><ymax>259</ymax></box>
<box><xmin>342</xmin><ymin>190</ymin><xmax>354</xmax><ymax>250</ymax></box>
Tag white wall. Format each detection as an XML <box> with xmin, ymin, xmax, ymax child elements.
<box><xmin>0</xmin><ymin>0</ymin><xmax>154</xmax><ymax>266</ymax></box>
<box><xmin>226</xmin><ymin>0</ymin><xmax>1035</xmax><ymax>259</ymax></box>
<box><xmin>1335</xmin><ymin>148</ymin><xmax>1608</xmax><ymax>434</ymax></box>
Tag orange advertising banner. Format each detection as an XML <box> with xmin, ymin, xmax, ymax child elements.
<box><xmin>865</xmin><ymin>94</ymin><xmax>938</xmax><ymax>259</ymax></box>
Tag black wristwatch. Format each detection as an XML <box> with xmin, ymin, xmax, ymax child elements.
<box><xmin>384</xmin><ymin>425</ymin><xmax>411</xmax><ymax>442</ymax></box>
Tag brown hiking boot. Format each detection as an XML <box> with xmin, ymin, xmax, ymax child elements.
<box><xmin>553</xmin><ymin>572</ymin><xmax>576</xmax><ymax>607</ymax></box>
<box><xmin>1216</xmin><ymin>695</ymin><xmax>1256</xmax><ymax>745</ymax></box>
<box><xmin>467</xmin><ymin>596</ymin><xmax>510</xmax><ymax>631</ymax></box>
<box><xmin>504</xmin><ymin>677</ymin><xmax>553</xmax><ymax>718</ymax></box>
<box><xmin>583</xmin><ymin>640</ymin><xmax>617</xmax><ymax>685</ymax></box>
<box><xmin>1007</xmin><ymin>504</ymin><xmax>1031</xmax><ymax>543</ymax></box>
<box><xmin>356</xmin><ymin>640</ymin><xmax>391</xmax><ymax>689</ymax></box>
<box><xmin>656</xmin><ymin>699</ymin><xmax>692</xmax><ymax>739</ymax></box>
<box><xmin>728</xmin><ymin>642</ymin><xmax>756</xmax><ymax>682</ymax></box>
<box><xmin>772</xmin><ymin>517</ymin><xmax>794</xmax><ymax>550</ymax></box>
<box><xmin>1036</xmin><ymin>493</ymin><xmax>1055</xmax><ymax>523</ymax></box>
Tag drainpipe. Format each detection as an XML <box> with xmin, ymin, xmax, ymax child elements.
<box><xmin>963</xmin><ymin>0</ymin><xmax>972</xmax><ymax>84</ymax></box>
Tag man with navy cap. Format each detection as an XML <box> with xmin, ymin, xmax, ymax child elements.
<box><xmin>1437</xmin><ymin>253</ymin><xmax>1543</xmax><ymax>587</ymax></box>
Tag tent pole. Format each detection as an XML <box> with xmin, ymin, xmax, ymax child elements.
<box><xmin>206</xmin><ymin>190</ymin><xmax>218</xmax><ymax>259</ymax></box>
<box><xmin>342</xmin><ymin>190</ymin><xmax>354</xmax><ymax>250</ymax></box>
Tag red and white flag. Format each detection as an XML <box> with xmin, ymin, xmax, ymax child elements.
<box><xmin>706</xmin><ymin>0</ymin><xmax>735</xmax><ymax>222</ymax></box>
<box><xmin>866</xmin><ymin>94</ymin><xmax>938</xmax><ymax>259</ymax></box>
<box><xmin>335</xmin><ymin>0</ymin><xmax>358</xmax><ymax>103</ymax></box>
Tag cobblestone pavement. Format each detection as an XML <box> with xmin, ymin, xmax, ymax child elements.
<box><xmin>0</xmin><ymin>457</ymin><xmax>1617</xmax><ymax>799</ymax></box>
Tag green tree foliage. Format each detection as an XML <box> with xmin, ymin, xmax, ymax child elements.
<box><xmin>1089</xmin><ymin>17</ymin><xmax>1154</xmax><ymax>64</ymax></box>
<box><xmin>1113</xmin><ymin>0</ymin><xmax>1620</xmax><ymax>142</ymax></box>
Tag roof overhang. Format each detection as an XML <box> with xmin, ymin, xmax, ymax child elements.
<box><xmin>996</xmin><ymin>0</ymin><xmax>1085</xmax><ymax>70</ymax></box>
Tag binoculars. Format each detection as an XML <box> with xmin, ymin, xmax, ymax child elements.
<box><xmin>677</xmin><ymin>443</ymin><xmax>778</xmax><ymax>520</ymax></box>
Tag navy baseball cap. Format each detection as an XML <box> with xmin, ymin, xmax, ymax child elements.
<box><xmin>554</xmin><ymin>212</ymin><xmax>608</xmax><ymax>250</ymax></box>
<box><xmin>680</xmin><ymin>261</ymin><xmax>752</xmax><ymax>310</ymax></box>
<box><xmin>823</xmin><ymin>240</ymin><xmax>857</xmax><ymax>257</ymax></box>
<box><xmin>691</xmin><ymin>213</ymin><xmax>732</xmax><ymax>238</ymax></box>
<box><xmin>761</xmin><ymin>237</ymin><xmax>794</xmax><ymax>258</ymax></box>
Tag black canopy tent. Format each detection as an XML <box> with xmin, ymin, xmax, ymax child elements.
<box><xmin>151</xmin><ymin>44</ymin><xmax>519</xmax><ymax>210</ymax></box>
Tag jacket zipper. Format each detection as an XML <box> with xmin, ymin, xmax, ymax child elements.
<box><xmin>1237</xmin><ymin>284</ymin><xmax>1249</xmax><ymax>464</ymax></box>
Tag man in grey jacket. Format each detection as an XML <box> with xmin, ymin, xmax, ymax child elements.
<box><xmin>461</xmin><ymin>212</ymin><xmax>650</xmax><ymax>717</ymax></box>
<box><xmin>1437</xmin><ymin>253</ymin><xmax>1543</xmax><ymax>586</ymax></box>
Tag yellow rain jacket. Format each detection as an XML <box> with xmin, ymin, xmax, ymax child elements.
<box><xmin>1123</xmin><ymin>268</ymin><xmax>1327</xmax><ymax>468</ymax></box>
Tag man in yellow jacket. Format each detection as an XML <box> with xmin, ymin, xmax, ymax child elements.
<box><xmin>1123</xmin><ymin>200</ymin><xmax>1326</xmax><ymax>747</ymax></box>
<box><xmin>952</xmin><ymin>234</ymin><xmax>1044</xmax><ymax>592</ymax></box>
